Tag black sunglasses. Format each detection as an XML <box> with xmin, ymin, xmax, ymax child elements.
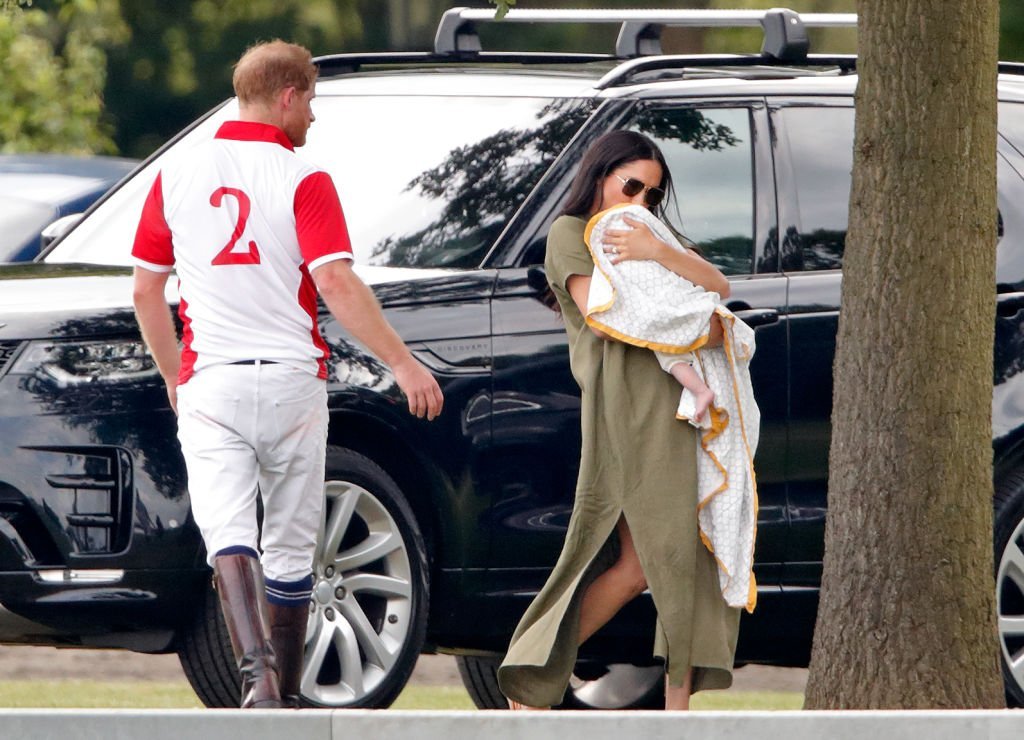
<box><xmin>614</xmin><ymin>174</ymin><xmax>666</xmax><ymax>207</ymax></box>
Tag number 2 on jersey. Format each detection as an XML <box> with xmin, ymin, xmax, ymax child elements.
<box><xmin>210</xmin><ymin>187</ymin><xmax>261</xmax><ymax>265</ymax></box>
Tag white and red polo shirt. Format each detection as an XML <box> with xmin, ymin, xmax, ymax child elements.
<box><xmin>132</xmin><ymin>121</ymin><xmax>352</xmax><ymax>384</ymax></box>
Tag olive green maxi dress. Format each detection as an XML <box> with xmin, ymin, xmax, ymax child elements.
<box><xmin>496</xmin><ymin>215</ymin><xmax>741</xmax><ymax>708</ymax></box>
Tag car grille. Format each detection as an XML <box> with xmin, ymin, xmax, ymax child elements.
<box><xmin>0</xmin><ymin>341</ymin><xmax>20</xmax><ymax>376</ymax></box>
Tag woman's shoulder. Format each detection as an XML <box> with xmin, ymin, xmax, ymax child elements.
<box><xmin>549</xmin><ymin>214</ymin><xmax>588</xmax><ymax>241</ymax></box>
<box><xmin>545</xmin><ymin>214</ymin><xmax>592</xmax><ymax>285</ymax></box>
<box><xmin>546</xmin><ymin>215</ymin><xmax>588</xmax><ymax>257</ymax></box>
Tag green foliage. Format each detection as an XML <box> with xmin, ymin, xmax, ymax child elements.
<box><xmin>107</xmin><ymin>0</ymin><xmax>363</xmax><ymax>157</ymax></box>
<box><xmin>0</xmin><ymin>0</ymin><xmax>32</xmax><ymax>12</ymax></box>
<box><xmin>0</xmin><ymin>0</ymin><xmax>126</xmax><ymax>154</ymax></box>
<box><xmin>704</xmin><ymin>0</ymin><xmax>856</xmax><ymax>55</ymax></box>
<box><xmin>1002</xmin><ymin>0</ymin><xmax>1024</xmax><ymax>61</ymax></box>
<box><xmin>4</xmin><ymin>1</ymin><xmax>1024</xmax><ymax>157</ymax></box>
<box><xmin>488</xmin><ymin>0</ymin><xmax>515</xmax><ymax>20</ymax></box>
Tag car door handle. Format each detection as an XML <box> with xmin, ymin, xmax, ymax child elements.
<box><xmin>997</xmin><ymin>291</ymin><xmax>1024</xmax><ymax>318</ymax></box>
<box><xmin>730</xmin><ymin>308</ymin><xmax>780</xmax><ymax>328</ymax></box>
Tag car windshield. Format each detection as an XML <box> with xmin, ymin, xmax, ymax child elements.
<box><xmin>47</xmin><ymin>93</ymin><xmax>592</xmax><ymax>269</ymax></box>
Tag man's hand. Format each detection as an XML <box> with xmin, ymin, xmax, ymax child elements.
<box><xmin>313</xmin><ymin>260</ymin><xmax>445</xmax><ymax>420</ymax></box>
<box><xmin>133</xmin><ymin>267</ymin><xmax>181</xmax><ymax>412</ymax></box>
<box><xmin>166</xmin><ymin>384</ymin><xmax>178</xmax><ymax>416</ymax></box>
<box><xmin>392</xmin><ymin>357</ymin><xmax>444</xmax><ymax>420</ymax></box>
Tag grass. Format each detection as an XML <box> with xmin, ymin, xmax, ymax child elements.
<box><xmin>0</xmin><ymin>680</ymin><xmax>202</xmax><ymax>708</ymax></box>
<box><xmin>691</xmin><ymin>691</ymin><xmax>803</xmax><ymax>711</ymax></box>
<box><xmin>0</xmin><ymin>680</ymin><xmax>802</xmax><ymax>711</ymax></box>
<box><xmin>391</xmin><ymin>685</ymin><xmax>476</xmax><ymax>710</ymax></box>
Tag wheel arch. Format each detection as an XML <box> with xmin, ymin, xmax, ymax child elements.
<box><xmin>325</xmin><ymin>408</ymin><xmax>449</xmax><ymax>564</ymax></box>
<box><xmin>996</xmin><ymin>427</ymin><xmax>1024</xmax><ymax>488</ymax></box>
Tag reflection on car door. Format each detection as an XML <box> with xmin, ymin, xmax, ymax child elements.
<box><xmin>771</xmin><ymin>100</ymin><xmax>852</xmax><ymax>590</ymax></box>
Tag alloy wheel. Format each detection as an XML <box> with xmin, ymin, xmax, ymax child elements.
<box><xmin>997</xmin><ymin>514</ymin><xmax>1024</xmax><ymax>696</ymax></box>
<box><xmin>300</xmin><ymin>478</ymin><xmax>414</xmax><ymax>706</ymax></box>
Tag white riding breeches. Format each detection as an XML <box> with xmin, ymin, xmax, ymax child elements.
<box><xmin>176</xmin><ymin>361</ymin><xmax>328</xmax><ymax>582</ymax></box>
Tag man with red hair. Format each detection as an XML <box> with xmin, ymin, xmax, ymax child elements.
<box><xmin>132</xmin><ymin>40</ymin><xmax>443</xmax><ymax>709</ymax></box>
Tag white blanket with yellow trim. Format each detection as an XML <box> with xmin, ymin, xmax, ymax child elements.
<box><xmin>584</xmin><ymin>204</ymin><xmax>761</xmax><ymax>612</ymax></box>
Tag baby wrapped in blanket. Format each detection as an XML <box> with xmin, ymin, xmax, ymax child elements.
<box><xmin>584</xmin><ymin>203</ymin><xmax>762</xmax><ymax>612</ymax></box>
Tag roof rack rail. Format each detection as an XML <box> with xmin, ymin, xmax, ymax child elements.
<box><xmin>434</xmin><ymin>7</ymin><xmax>857</xmax><ymax>62</ymax></box>
<box><xmin>312</xmin><ymin>51</ymin><xmax>616</xmax><ymax>77</ymax></box>
<box><xmin>596</xmin><ymin>53</ymin><xmax>857</xmax><ymax>89</ymax></box>
<box><xmin>999</xmin><ymin>62</ymin><xmax>1024</xmax><ymax>76</ymax></box>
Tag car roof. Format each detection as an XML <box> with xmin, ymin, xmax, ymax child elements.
<box><xmin>314</xmin><ymin>61</ymin><xmax>1024</xmax><ymax>105</ymax></box>
<box><xmin>0</xmin><ymin>154</ymin><xmax>138</xmax><ymax>204</ymax></box>
<box><xmin>312</xmin><ymin>7</ymin><xmax>1024</xmax><ymax>104</ymax></box>
<box><xmin>315</xmin><ymin>66</ymin><xmax>612</xmax><ymax>98</ymax></box>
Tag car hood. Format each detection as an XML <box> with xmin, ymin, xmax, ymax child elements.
<box><xmin>0</xmin><ymin>262</ymin><xmax>472</xmax><ymax>341</ymax></box>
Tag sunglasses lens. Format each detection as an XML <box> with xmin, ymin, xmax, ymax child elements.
<box><xmin>645</xmin><ymin>187</ymin><xmax>666</xmax><ymax>207</ymax></box>
<box><xmin>620</xmin><ymin>177</ymin><xmax>644</xmax><ymax>197</ymax></box>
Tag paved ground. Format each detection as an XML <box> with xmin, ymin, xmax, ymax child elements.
<box><xmin>0</xmin><ymin>645</ymin><xmax>807</xmax><ymax>692</ymax></box>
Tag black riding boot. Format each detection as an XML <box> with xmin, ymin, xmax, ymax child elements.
<box><xmin>268</xmin><ymin>602</ymin><xmax>309</xmax><ymax>708</ymax></box>
<box><xmin>213</xmin><ymin>554</ymin><xmax>283</xmax><ymax>708</ymax></box>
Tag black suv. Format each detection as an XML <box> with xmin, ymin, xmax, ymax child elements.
<box><xmin>3</xmin><ymin>8</ymin><xmax>1024</xmax><ymax>710</ymax></box>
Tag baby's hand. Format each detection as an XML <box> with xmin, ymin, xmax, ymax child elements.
<box><xmin>603</xmin><ymin>215</ymin><xmax>666</xmax><ymax>264</ymax></box>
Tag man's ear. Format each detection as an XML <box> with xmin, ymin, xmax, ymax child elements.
<box><xmin>279</xmin><ymin>86</ymin><xmax>296</xmax><ymax>110</ymax></box>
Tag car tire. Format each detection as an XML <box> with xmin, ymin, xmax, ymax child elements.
<box><xmin>177</xmin><ymin>445</ymin><xmax>429</xmax><ymax>709</ymax></box>
<box><xmin>176</xmin><ymin>575</ymin><xmax>238</xmax><ymax>708</ymax></box>
<box><xmin>456</xmin><ymin>655</ymin><xmax>665</xmax><ymax>710</ymax></box>
<box><xmin>995</xmin><ymin>466</ymin><xmax>1024</xmax><ymax>708</ymax></box>
<box><xmin>456</xmin><ymin>654</ymin><xmax>508</xmax><ymax>709</ymax></box>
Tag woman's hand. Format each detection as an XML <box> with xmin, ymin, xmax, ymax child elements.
<box><xmin>604</xmin><ymin>215</ymin><xmax>730</xmax><ymax>298</ymax></box>
<box><xmin>602</xmin><ymin>215</ymin><xmax>667</xmax><ymax>264</ymax></box>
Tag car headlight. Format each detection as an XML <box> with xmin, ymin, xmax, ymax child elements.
<box><xmin>8</xmin><ymin>339</ymin><xmax>158</xmax><ymax>387</ymax></box>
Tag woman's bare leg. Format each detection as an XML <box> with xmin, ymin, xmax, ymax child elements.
<box><xmin>577</xmin><ymin>516</ymin><xmax>647</xmax><ymax>645</ymax></box>
<box><xmin>508</xmin><ymin>516</ymin><xmax>647</xmax><ymax>711</ymax></box>
<box><xmin>664</xmin><ymin>669</ymin><xmax>693</xmax><ymax>710</ymax></box>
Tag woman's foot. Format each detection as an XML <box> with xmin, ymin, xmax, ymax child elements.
<box><xmin>507</xmin><ymin>698</ymin><xmax>549</xmax><ymax>710</ymax></box>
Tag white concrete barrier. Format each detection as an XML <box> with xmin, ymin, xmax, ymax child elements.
<box><xmin>4</xmin><ymin>709</ymin><xmax>1024</xmax><ymax>740</ymax></box>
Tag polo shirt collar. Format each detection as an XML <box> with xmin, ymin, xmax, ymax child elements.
<box><xmin>215</xmin><ymin>121</ymin><xmax>295</xmax><ymax>151</ymax></box>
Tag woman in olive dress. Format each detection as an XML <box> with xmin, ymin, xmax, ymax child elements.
<box><xmin>497</xmin><ymin>130</ymin><xmax>739</xmax><ymax>711</ymax></box>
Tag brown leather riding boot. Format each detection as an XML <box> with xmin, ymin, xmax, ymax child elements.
<box><xmin>268</xmin><ymin>602</ymin><xmax>309</xmax><ymax>708</ymax></box>
<box><xmin>213</xmin><ymin>553</ymin><xmax>283</xmax><ymax>709</ymax></box>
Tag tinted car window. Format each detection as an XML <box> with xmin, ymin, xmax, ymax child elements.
<box><xmin>779</xmin><ymin>106</ymin><xmax>854</xmax><ymax>271</ymax></box>
<box><xmin>632</xmin><ymin>106</ymin><xmax>755</xmax><ymax>275</ymax></box>
<box><xmin>999</xmin><ymin>101</ymin><xmax>1024</xmax><ymax>159</ymax></box>
<box><xmin>48</xmin><ymin>96</ymin><xmax>594</xmax><ymax>270</ymax></box>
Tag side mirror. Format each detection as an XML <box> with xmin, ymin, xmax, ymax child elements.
<box><xmin>41</xmin><ymin>213</ymin><xmax>83</xmax><ymax>249</ymax></box>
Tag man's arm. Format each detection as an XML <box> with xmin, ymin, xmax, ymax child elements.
<box><xmin>312</xmin><ymin>259</ymin><xmax>443</xmax><ymax>420</ymax></box>
<box><xmin>132</xmin><ymin>267</ymin><xmax>181</xmax><ymax>412</ymax></box>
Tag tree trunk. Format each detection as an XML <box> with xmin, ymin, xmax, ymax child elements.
<box><xmin>804</xmin><ymin>0</ymin><xmax>1004</xmax><ymax>709</ymax></box>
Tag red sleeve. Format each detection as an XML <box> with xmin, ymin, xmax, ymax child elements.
<box><xmin>294</xmin><ymin>171</ymin><xmax>353</xmax><ymax>266</ymax></box>
<box><xmin>131</xmin><ymin>172</ymin><xmax>175</xmax><ymax>268</ymax></box>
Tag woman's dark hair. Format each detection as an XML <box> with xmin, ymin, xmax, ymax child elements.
<box><xmin>561</xmin><ymin>130</ymin><xmax>676</xmax><ymax>220</ymax></box>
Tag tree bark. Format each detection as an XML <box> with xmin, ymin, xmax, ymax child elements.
<box><xmin>804</xmin><ymin>0</ymin><xmax>1004</xmax><ymax>709</ymax></box>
